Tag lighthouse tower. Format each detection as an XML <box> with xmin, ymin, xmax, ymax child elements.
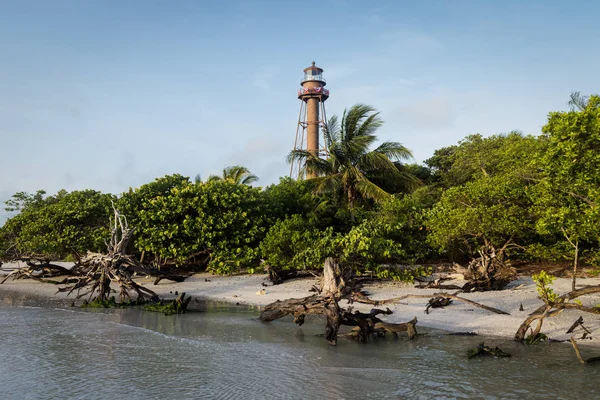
<box><xmin>291</xmin><ymin>62</ymin><xmax>330</xmax><ymax>179</ymax></box>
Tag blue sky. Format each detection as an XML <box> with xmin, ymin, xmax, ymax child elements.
<box><xmin>1</xmin><ymin>0</ymin><xmax>599</xmax><ymax>221</ymax></box>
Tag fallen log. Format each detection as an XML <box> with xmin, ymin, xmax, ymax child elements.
<box><xmin>259</xmin><ymin>294</ymin><xmax>329</xmax><ymax>323</ymax></box>
<box><xmin>0</xmin><ymin>257</ymin><xmax>74</xmax><ymax>284</ymax></box>
<box><xmin>354</xmin><ymin>292</ymin><xmax>510</xmax><ymax>315</ymax></box>
<box><xmin>373</xmin><ymin>317</ymin><xmax>418</xmax><ymax>339</ymax></box>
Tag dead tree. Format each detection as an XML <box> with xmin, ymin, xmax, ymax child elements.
<box><xmin>58</xmin><ymin>205</ymin><xmax>159</xmax><ymax>304</ymax></box>
<box><xmin>459</xmin><ymin>242</ymin><xmax>517</xmax><ymax>292</ymax></box>
<box><xmin>260</xmin><ymin>257</ymin><xmax>418</xmax><ymax>345</ymax></box>
<box><xmin>515</xmin><ymin>285</ymin><xmax>600</xmax><ymax>342</ymax></box>
<box><xmin>1</xmin><ymin>257</ymin><xmax>74</xmax><ymax>284</ymax></box>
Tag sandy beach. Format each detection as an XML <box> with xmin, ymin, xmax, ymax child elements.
<box><xmin>2</xmin><ymin>263</ymin><xmax>600</xmax><ymax>345</ymax></box>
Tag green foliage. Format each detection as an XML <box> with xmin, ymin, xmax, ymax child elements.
<box><xmin>426</xmin><ymin>133</ymin><xmax>544</xmax><ymax>256</ymax></box>
<box><xmin>4</xmin><ymin>190</ymin><xmax>52</xmax><ymax>212</ymax></box>
<box><xmin>0</xmin><ymin>190</ymin><xmax>114</xmax><ymax>259</ymax></box>
<box><xmin>531</xmin><ymin>94</ymin><xmax>600</xmax><ymax>264</ymax></box>
<box><xmin>4</xmin><ymin>97</ymin><xmax>600</xmax><ymax>277</ymax></box>
<box><xmin>532</xmin><ymin>271</ymin><xmax>557</xmax><ymax>303</ymax></box>
<box><xmin>261</xmin><ymin>177</ymin><xmax>316</xmax><ymax>220</ymax></box>
<box><xmin>260</xmin><ymin>215</ymin><xmax>336</xmax><ymax>271</ymax></box>
<box><xmin>362</xmin><ymin>265</ymin><xmax>432</xmax><ymax>282</ymax></box>
<box><xmin>260</xmin><ymin>194</ymin><xmax>434</xmax><ymax>281</ymax></box>
<box><xmin>426</xmin><ymin>132</ymin><xmax>544</xmax><ymax>189</ymax></box>
<box><xmin>81</xmin><ymin>297</ymin><xmax>118</xmax><ymax>308</ymax></box>
<box><xmin>133</xmin><ymin>180</ymin><xmax>269</xmax><ymax>274</ymax></box>
<box><xmin>525</xmin><ymin>332</ymin><xmax>548</xmax><ymax>345</ymax></box>
<box><xmin>117</xmin><ymin>174</ymin><xmax>191</xmax><ymax>227</ymax></box>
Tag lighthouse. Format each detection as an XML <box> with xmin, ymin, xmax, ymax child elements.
<box><xmin>291</xmin><ymin>62</ymin><xmax>330</xmax><ymax>179</ymax></box>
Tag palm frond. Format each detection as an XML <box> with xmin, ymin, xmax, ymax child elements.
<box><xmin>343</xmin><ymin>104</ymin><xmax>377</xmax><ymax>143</ymax></box>
<box><xmin>373</xmin><ymin>141</ymin><xmax>413</xmax><ymax>161</ymax></box>
<box><xmin>304</xmin><ymin>155</ymin><xmax>335</xmax><ymax>177</ymax></box>
<box><xmin>568</xmin><ymin>91</ymin><xmax>588</xmax><ymax>111</ymax></box>
<box><xmin>241</xmin><ymin>174</ymin><xmax>259</xmax><ymax>185</ymax></box>
<box><xmin>359</xmin><ymin>152</ymin><xmax>403</xmax><ymax>176</ymax></box>
<box><xmin>356</xmin><ymin>112</ymin><xmax>384</xmax><ymax>138</ymax></box>
<box><xmin>354</xmin><ymin>175</ymin><xmax>392</xmax><ymax>204</ymax></box>
<box><xmin>311</xmin><ymin>174</ymin><xmax>342</xmax><ymax>197</ymax></box>
<box><xmin>346</xmin><ymin>133</ymin><xmax>378</xmax><ymax>163</ymax></box>
<box><xmin>287</xmin><ymin>149</ymin><xmax>313</xmax><ymax>165</ymax></box>
<box><xmin>324</xmin><ymin>115</ymin><xmax>340</xmax><ymax>148</ymax></box>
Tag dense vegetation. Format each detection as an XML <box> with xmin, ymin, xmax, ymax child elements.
<box><xmin>1</xmin><ymin>97</ymin><xmax>599</xmax><ymax>279</ymax></box>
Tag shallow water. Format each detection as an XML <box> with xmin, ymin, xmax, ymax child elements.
<box><xmin>0</xmin><ymin>292</ymin><xmax>597</xmax><ymax>400</ymax></box>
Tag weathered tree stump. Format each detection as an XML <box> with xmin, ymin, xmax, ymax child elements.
<box><xmin>260</xmin><ymin>259</ymin><xmax>418</xmax><ymax>345</ymax></box>
<box><xmin>467</xmin><ymin>342</ymin><xmax>511</xmax><ymax>359</ymax></box>
<box><xmin>460</xmin><ymin>243</ymin><xmax>517</xmax><ymax>292</ymax></box>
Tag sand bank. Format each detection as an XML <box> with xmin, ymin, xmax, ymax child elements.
<box><xmin>2</xmin><ymin>263</ymin><xmax>600</xmax><ymax>344</ymax></box>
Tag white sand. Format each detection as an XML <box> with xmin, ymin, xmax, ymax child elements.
<box><xmin>2</xmin><ymin>263</ymin><xmax>600</xmax><ymax>344</ymax></box>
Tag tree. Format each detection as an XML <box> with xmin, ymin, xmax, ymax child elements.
<box><xmin>4</xmin><ymin>190</ymin><xmax>50</xmax><ymax>212</ymax></box>
<box><xmin>133</xmin><ymin>180</ymin><xmax>269</xmax><ymax>273</ymax></box>
<box><xmin>426</xmin><ymin>133</ymin><xmax>545</xmax><ymax>259</ymax></box>
<box><xmin>533</xmin><ymin>94</ymin><xmax>600</xmax><ymax>290</ymax></box>
<box><xmin>207</xmin><ymin>165</ymin><xmax>258</xmax><ymax>185</ymax></box>
<box><xmin>425</xmin><ymin>132</ymin><xmax>538</xmax><ymax>189</ymax></box>
<box><xmin>0</xmin><ymin>190</ymin><xmax>114</xmax><ymax>260</ymax></box>
<box><xmin>287</xmin><ymin>104</ymin><xmax>414</xmax><ymax>207</ymax></box>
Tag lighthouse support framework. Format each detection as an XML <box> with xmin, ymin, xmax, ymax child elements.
<box><xmin>290</xmin><ymin>94</ymin><xmax>329</xmax><ymax>179</ymax></box>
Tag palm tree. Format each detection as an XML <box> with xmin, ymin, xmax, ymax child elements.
<box><xmin>207</xmin><ymin>165</ymin><xmax>259</xmax><ymax>185</ymax></box>
<box><xmin>568</xmin><ymin>91</ymin><xmax>589</xmax><ymax>111</ymax></box>
<box><xmin>287</xmin><ymin>104</ymin><xmax>415</xmax><ymax>206</ymax></box>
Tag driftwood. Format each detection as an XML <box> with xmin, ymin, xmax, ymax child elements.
<box><xmin>353</xmin><ymin>292</ymin><xmax>510</xmax><ymax>315</ymax></box>
<box><xmin>152</xmin><ymin>271</ymin><xmax>193</xmax><ymax>285</ymax></box>
<box><xmin>260</xmin><ymin>258</ymin><xmax>418</xmax><ymax>345</ymax></box>
<box><xmin>458</xmin><ymin>243</ymin><xmax>517</xmax><ymax>292</ymax></box>
<box><xmin>264</xmin><ymin>264</ymin><xmax>317</xmax><ymax>285</ymax></box>
<box><xmin>515</xmin><ymin>285</ymin><xmax>600</xmax><ymax>342</ymax></box>
<box><xmin>373</xmin><ymin>317</ymin><xmax>418</xmax><ymax>339</ymax></box>
<box><xmin>58</xmin><ymin>205</ymin><xmax>159</xmax><ymax>303</ymax></box>
<box><xmin>425</xmin><ymin>296</ymin><xmax>453</xmax><ymax>314</ymax></box>
<box><xmin>467</xmin><ymin>342</ymin><xmax>511</xmax><ymax>359</ymax></box>
<box><xmin>0</xmin><ymin>257</ymin><xmax>73</xmax><ymax>284</ymax></box>
<box><xmin>570</xmin><ymin>337</ymin><xmax>600</xmax><ymax>364</ymax></box>
<box><xmin>415</xmin><ymin>278</ymin><xmax>463</xmax><ymax>290</ymax></box>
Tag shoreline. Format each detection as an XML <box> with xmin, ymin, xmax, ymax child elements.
<box><xmin>2</xmin><ymin>267</ymin><xmax>600</xmax><ymax>346</ymax></box>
